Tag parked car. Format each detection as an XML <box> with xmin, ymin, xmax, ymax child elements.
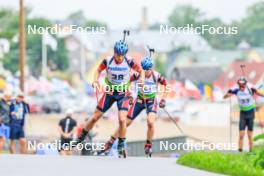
<box><xmin>27</xmin><ymin>96</ymin><xmax>44</xmax><ymax>113</ymax></box>
<box><xmin>42</xmin><ymin>101</ymin><xmax>61</xmax><ymax>114</ymax></box>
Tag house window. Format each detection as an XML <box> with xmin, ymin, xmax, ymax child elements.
<box><xmin>228</xmin><ymin>70</ymin><xmax>235</xmax><ymax>79</ymax></box>
<box><xmin>249</xmin><ymin>70</ymin><xmax>256</xmax><ymax>79</ymax></box>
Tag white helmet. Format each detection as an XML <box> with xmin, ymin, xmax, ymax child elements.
<box><xmin>66</xmin><ymin>109</ymin><xmax>74</xmax><ymax>115</ymax></box>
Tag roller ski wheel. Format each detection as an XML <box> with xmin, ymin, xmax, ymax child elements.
<box><xmin>144</xmin><ymin>143</ymin><xmax>152</xmax><ymax>158</ymax></box>
<box><xmin>117</xmin><ymin>139</ymin><xmax>127</xmax><ymax>158</ymax></box>
<box><xmin>145</xmin><ymin>148</ymin><xmax>152</xmax><ymax>158</ymax></box>
<box><xmin>118</xmin><ymin>148</ymin><xmax>127</xmax><ymax>158</ymax></box>
<box><xmin>97</xmin><ymin>139</ymin><xmax>115</xmax><ymax>156</ymax></box>
<box><xmin>96</xmin><ymin>149</ymin><xmax>107</xmax><ymax>156</ymax></box>
<box><xmin>73</xmin><ymin>129</ymin><xmax>88</xmax><ymax>147</ymax></box>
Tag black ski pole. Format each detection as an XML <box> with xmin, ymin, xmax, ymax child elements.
<box><xmin>162</xmin><ymin>107</ymin><xmax>184</xmax><ymax>134</ymax></box>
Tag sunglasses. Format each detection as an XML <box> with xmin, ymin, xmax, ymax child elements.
<box><xmin>238</xmin><ymin>83</ymin><xmax>246</xmax><ymax>87</ymax></box>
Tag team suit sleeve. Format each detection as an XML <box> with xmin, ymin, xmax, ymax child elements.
<box><xmin>98</xmin><ymin>59</ymin><xmax>107</xmax><ymax>72</ymax></box>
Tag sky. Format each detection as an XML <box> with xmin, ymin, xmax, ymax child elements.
<box><xmin>0</xmin><ymin>0</ymin><xmax>261</xmax><ymax>29</ymax></box>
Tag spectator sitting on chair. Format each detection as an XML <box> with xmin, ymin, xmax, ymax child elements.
<box><xmin>58</xmin><ymin>109</ymin><xmax>77</xmax><ymax>155</ymax></box>
<box><xmin>9</xmin><ymin>92</ymin><xmax>29</xmax><ymax>154</ymax></box>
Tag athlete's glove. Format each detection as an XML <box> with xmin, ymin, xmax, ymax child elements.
<box><xmin>127</xmin><ymin>92</ymin><xmax>133</xmax><ymax>105</ymax></box>
<box><xmin>128</xmin><ymin>96</ymin><xmax>133</xmax><ymax>105</ymax></box>
<box><xmin>159</xmin><ymin>99</ymin><xmax>166</xmax><ymax>108</ymax></box>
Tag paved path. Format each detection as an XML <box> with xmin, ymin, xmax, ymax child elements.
<box><xmin>0</xmin><ymin>155</ymin><xmax>224</xmax><ymax>176</ymax></box>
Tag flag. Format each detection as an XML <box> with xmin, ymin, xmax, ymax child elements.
<box><xmin>184</xmin><ymin>79</ymin><xmax>201</xmax><ymax>99</ymax></box>
<box><xmin>170</xmin><ymin>80</ymin><xmax>185</xmax><ymax>98</ymax></box>
<box><xmin>198</xmin><ymin>82</ymin><xmax>205</xmax><ymax>95</ymax></box>
<box><xmin>185</xmin><ymin>79</ymin><xmax>198</xmax><ymax>90</ymax></box>
<box><xmin>204</xmin><ymin>84</ymin><xmax>212</xmax><ymax>101</ymax></box>
<box><xmin>43</xmin><ymin>32</ymin><xmax>57</xmax><ymax>51</ymax></box>
<box><xmin>213</xmin><ymin>82</ymin><xmax>224</xmax><ymax>102</ymax></box>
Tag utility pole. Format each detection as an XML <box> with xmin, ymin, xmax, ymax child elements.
<box><xmin>19</xmin><ymin>0</ymin><xmax>26</xmax><ymax>92</ymax></box>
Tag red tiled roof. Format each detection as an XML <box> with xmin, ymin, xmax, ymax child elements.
<box><xmin>98</xmin><ymin>50</ymin><xmax>144</xmax><ymax>65</ymax></box>
<box><xmin>217</xmin><ymin>61</ymin><xmax>264</xmax><ymax>86</ymax></box>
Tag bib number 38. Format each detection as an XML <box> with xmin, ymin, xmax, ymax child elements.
<box><xmin>112</xmin><ymin>74</ymin><xmax>124</xmax><ymax>80</ymax></box>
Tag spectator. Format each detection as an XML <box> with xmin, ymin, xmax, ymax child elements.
<box><xmin>0</xmin><ymin>91</ymin><xmax>12</xmax><ymax>153</ymax></box>
<box><xmin>9</xmin><ymin>92</ymin><xmax>29</xmax><ymax>154</ymax></box>
<box><xmin>58</xmin><ymin>109</ymin><xmax>77</xmax><ymax>155</ymax></box>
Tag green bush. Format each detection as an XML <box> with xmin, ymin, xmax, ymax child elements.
<box><xmin>254</xmin><ymin>134</ymin><xmax>264</xmax><ymax>142</ymax></box>
<box><xmin>253</xmin><ymin>135</ymin><xmax>264</xmax><ymax>170</ymax></box>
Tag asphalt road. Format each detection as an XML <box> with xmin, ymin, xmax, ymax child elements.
<box><xmin>0</xmin><ymin>155</ymin><xmax>224</xmax><ymax>176</ymax></box>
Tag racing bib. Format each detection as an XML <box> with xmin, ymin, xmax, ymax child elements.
<box><xmin>105</xmin><ymin>57</ymin><xmax>131</xmax><ymax>91</ymax></box>
<box><xmin>236</xmin><ymin>88</ymin><xmax>256</xmax><ymax>111</ymax></box>
<box><xmin>138</xmin><ymin>71</ymin><xmax>160</xmax><ymax>99</ymax></box>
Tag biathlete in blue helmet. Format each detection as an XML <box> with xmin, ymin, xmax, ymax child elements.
<box><xmin>76</xmin><ymin>38</ymin><xmax>144</xmax><ymax>157</ymax></box>
<box><xmin>101</xmin><ymin>56</ymin><xmax>168</xmax><ymax>156</ymax></box>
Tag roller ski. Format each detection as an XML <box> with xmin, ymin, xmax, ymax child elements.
<box><xmin>71</xmin><ymin>129</ymin><xmax>88</xmax><ymax>147</ymax></box>
<box><xmin>117</xmin><ymin>138</ymin><xmax>127</xmax><ymax>158</ymax></box>
<box><xmin>97</xmin><ymin>137</ymin><xmax>115</xmax><ymax>155</ymax></box>
<box><xmin>144</xmin><ymin>142</ymin><xmax>152</xmax><ymax>157</ymax></box>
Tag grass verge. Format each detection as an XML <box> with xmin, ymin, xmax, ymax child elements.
<box><xmin>177</xmin><ymin>151</ymin><xmax>264</xmax><ymax>176</ymax></box>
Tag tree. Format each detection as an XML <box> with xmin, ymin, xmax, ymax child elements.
<box><xmin>169</xmin><ymin>5</ymin><xmax>204</xmax><ymax>27</ymax></box>
<box><xmin>201</xmin><ymin>18</ymin><xmax>239</xmax><ymax>49</ymax></box>
<box><xmin>67</xmin><ymin>10</ymin><xmax>87</xmax><ymax>26</ymax></box>
<box><xmin>154</xmin><ymin>55</ymin><xmax>165</xmax><ymax>76</ymax></box>
<box><xmin>1</xmin><ymin>9</ymin><xmax>19</xmax><ymax>73</ymax></box>
<box><xmin>238</xmin><ymin>1</ymin><xmax>264</xmax><ymax>47</ymax></box>
<box><xmin>67</xmin><ymin>10</ymin><xmax>107</xmax><ymax>28</ymax></box>
<box><xmin>0</xmin><ymin>9</ymin><xmax>19</xmax><ymax>39</ymax></box>
<box><xmin>26</xmin><ymin>18</ymin><xmax>51</xmax><ymax>76</ymax></box>
<box><xmin>3</xmin><ymin>42</ymin><xmax>19</xmax><ymax>74</ymax></box>
<box><xmin>48</xmin><ymin>38</ymin><xmax>68</xmax><ymax>71</ymax></box>
<box><xmin>84</xmin><ymin>20</ymin><xmax>107</xmax><ymax>28</ymax></box>
<box><xmin>1</xmin><ymin>8</ymin><xmax>69</xmax><ymax>76</ymax></box>
<box><xmin>168</xmin><ymin>2</ymin><xmax>264</xmax><ymax>49</ymax></box>
<box><xmin>168</xmin><ymin>5</ymin><xmax>241</xmax><ymax>49</ymax></box>
<box><xmin>0</xmin><ymin>8</ymin><xmax>51</xmax><ymax>75</ymax></box>
<box><xmin>1</xmin><ymin>8</ymin><xmax>108</xmax><ymax>76</ymax></box>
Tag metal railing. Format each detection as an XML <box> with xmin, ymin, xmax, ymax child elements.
<box><xmin>127</xmin><ymin>136</ymin><xmax>187</xmax><ymax>156</ymax></box>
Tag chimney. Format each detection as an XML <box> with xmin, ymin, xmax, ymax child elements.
<box><xmin>141</xmin><ymin>7</ymin><xmax>148</xmax><ymax>30</ymax></box>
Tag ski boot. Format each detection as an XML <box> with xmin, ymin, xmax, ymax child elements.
<box><xmin>97</xmin><ymin>136</ymin><xmax>116</xmax><ymax>155</ymax></box>
<box><xmin>144</xmin><ymin>141</ymin><xmax>152</xmax><ymax>157</ymax></box>
<box><xmin>117</xmin><ymin>138</ymin><xmax>127</xmax><ymax>158</ymax></box>
<box><xmin>71</xmin><ymin>129</ymin><xmax>88</xmax><ymax>147</ymax></box>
